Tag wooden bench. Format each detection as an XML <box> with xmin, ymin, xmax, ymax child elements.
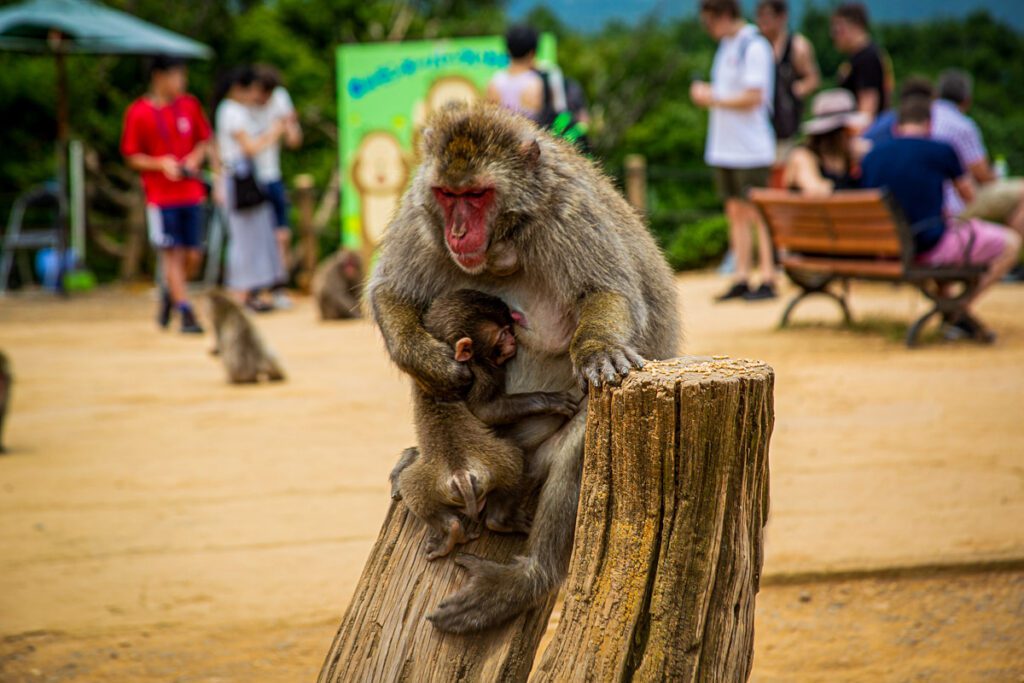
<box><xmin>749</xmin><ymin>188</ymin><xmax>988</xmax><ymax>347</ymax></box>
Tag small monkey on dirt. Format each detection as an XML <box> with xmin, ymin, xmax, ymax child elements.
<box><xmin>312</xmin><ymin>249</ymin><xmax>364</xmax><ymax>320</ymax></box>
<box><xmin>390</xmin><ymin>289</ymin><xmax>578</xmax><ymax>561</ymax></box>
<box><xmin>0</xmin><ymin>351</ymin><xmax>11</xmax><ymax>453</ymax></box>
<box><xmin>207</xmin><ymin>290</ymin><xmax>286</xmax><ymax>384</ymax></box>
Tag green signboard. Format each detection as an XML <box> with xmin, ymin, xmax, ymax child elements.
<box><xmin>336</xmin><ymin>35</ymin><xmax>557</xmax><ymax>258</ymax></box>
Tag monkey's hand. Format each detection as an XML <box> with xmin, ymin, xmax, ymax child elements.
<box><xmin>388</xmin><ymin>447</ymin><xmax>419</xmax><ymax>501</ymax></box>
<box><xmin>572</xmin><ymin>341</ymin><xmax>645</xmax><ymax>389</ymax></box>
<box><xmin>407</xmin><ymin>336</ymin><xmax>473</xmax><ymax>402</ymax></box>
<box><xmin>540</xmin><ymin>391</ymin><xmax>581</xmax><ymax>418</ymax></box>
<box><xmin>427</xmin><ymin>554</ymin><xmax>543</xmax><ymax>633</ymax></box>
<box><xmin>373</xmin><ymin>290</ymin><xmax>472</xmax><ymax>401</ymax></box>
<box><xmin>570</xmin><ymin>292</ymin><xmax>645</xmax><ymax>389</ymax></box>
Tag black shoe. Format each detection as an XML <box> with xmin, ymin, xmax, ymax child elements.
<box><xmin>245</xmin><ymin>297</ymin><xmax>274</xmax><ymax>314</ymax></box>
<box><xmin>1004</xmin><ymin>264</ymin><xmax>1024</xmax><ymax>282</ymax></box>
<box><xmin>743</xmin><ymin>283</ymin><xmax>778</xmax><ymax>301</ymax></box>
<box><xmin>715</xmin><ymin>281</ymin><xmax>750</xmax><ymax>302</ymax></box>
<box><xmin>944</xmin><ymin>315</ymin><xmax>995</xmax><ymax>344</ymax></box>
<box><xmin>180</xmin><ymin>306</ymin><xmax>204</xmax><ymax>334</ymax></box>
<box><xmin>157</xmin><ymin>288</ymin><xmax>173</xmax><ymax>329</ymax></box>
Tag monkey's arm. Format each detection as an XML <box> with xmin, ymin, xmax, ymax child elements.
<box><xmin>469</xmin><ymin>391</ymin><xmax>578</xmax><ymax>426</ymax></box>
<box><xmin>371</xmin><ymin>288</ymin><xmax>471</xmax><ymax>401</ymax></box>
<box><xmin>388</xmin><ymin>447</ymin><xmax>419</xmax><ymax>501</ymax></box>
<box><xmin>570</xmin><ymin>291</ymin><xmax>645</xmax><ymax>388</ymax></box>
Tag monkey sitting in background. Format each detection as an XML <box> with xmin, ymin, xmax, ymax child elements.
<box><xmin>0</xmin><ymin>351</ymin><xmax>10</xmax><ymax>453</ymax></box>
<box><xmin>312</xmin><ymin>249</ymin><xmax>363</xmax><ymax>320</ymax></box>
<box><xmin>390</xmin><ymin>289</ymin><xmax>578</xmax><ymax>561</ymax></box>
<box><xmin>207</xmin><ymin>290</ymin><xmax>286</xmax><ymax>384</ymax></box>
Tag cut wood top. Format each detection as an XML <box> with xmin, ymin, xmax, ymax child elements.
<box><xmin>618</xmin><ymin>355</ymin><xmax>774</xmax><ymax>388</ymax></box>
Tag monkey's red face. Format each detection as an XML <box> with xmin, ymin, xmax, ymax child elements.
<box><xmin>432</xmin><ymin>186</ymin><xmax>496</xmax><ymax>272</ymax></box>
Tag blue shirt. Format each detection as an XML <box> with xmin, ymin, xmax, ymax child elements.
<box><xmin>862</xmin><ymin>110</ymin><xmax>897</xmax><ymax>147</ymax></box>
<box><xmin>860</xmin><ymin>137</ymin><xmax>964</xmax><ymax>254</ymax></box>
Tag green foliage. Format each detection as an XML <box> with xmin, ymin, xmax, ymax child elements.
<box><xmin>661</xmin><ymin>213</ymin><xmax>729</xmax><ymax>271</ymax></box>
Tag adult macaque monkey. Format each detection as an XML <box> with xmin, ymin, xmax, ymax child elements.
<box><xmin>368</xmin><ymin>102</ymin><xmax>680</xmax><ymax>633</ymax></box>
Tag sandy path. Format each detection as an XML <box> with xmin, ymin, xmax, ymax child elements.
<box><xmin>0</xmin><ymin>272</ymin><xmax>1022</xmax><ymax>679</ymax></box>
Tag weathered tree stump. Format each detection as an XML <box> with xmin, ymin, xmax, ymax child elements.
<box><xmin>317</xmin><ymin>501</ymin><xmax>558</xmax><ymax>682</ymax></box>
<box><xmin>319</xmin><ymin>356</ymin><xmax>772</xmax><ymax>683</ymax></box>
<box><xmin>531</xmin><ymin>356</ymin><xmax>773</xmax><ymax>682</ymax></box>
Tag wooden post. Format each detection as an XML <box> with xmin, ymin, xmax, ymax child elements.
<box><xmin>294</xmin><ymin>173</ymin><xmax>316</xmax><ymax>292</ymax></box>
<box><xmin>320</xmin><ymin>356</ymin><xmax>772</xmax><ymax>682</ymax></box>
<box><xmin>624</xmin><ymin>154</ymin><xmax>647</xmax><ymax>214</ymax></box>
<box><xmin>318</xmin><ymin>502</ymin><xmax>558</xmax><ymax>683</ymax></box>
<box><xmin>531</xmin><ymin>356</ymin><xmax>773</xmax><ymax>682</ymax></box>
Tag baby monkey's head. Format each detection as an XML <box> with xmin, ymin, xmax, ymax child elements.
<box><xmin>424</xmin><ymin>289</ymin><xmax>518</xmax><ymax>368</ymax></box>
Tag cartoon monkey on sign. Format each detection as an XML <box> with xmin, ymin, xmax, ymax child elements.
<box><xmin>350</xmin><ymin>131</ymin><xmax>409</xmax><ymax>256</ymax></box>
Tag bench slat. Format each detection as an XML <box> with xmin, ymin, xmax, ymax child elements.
<box><xmin>773</xmin><ymin>223</ymin><xmax>901</xmax><ymax>238</ymax></box>
<box><xmin>775</xmin><ymin>236</ymin><xmax>902</xmax><ymax>256</ymax></box>
<box><xmin>780</xmin><ymin>254</ymin><xmax>904</xmax><ymax>278</ymax></box>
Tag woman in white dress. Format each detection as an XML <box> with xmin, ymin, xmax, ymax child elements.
<box><xmin>214</xmin><ymin>66</ymin><xmax>284</xmax><ymax>311</ymax></box>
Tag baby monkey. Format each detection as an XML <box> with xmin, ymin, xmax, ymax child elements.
<box><xmin>390</xmin><ymin>289</ymin><xmax>578</xmax><ymax>560</ymax></box>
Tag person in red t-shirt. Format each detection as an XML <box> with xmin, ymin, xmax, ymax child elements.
<box><xmin>121</xmin><ymin>55</ymin><xmax>212</xmax><ymax>333</ymax></box>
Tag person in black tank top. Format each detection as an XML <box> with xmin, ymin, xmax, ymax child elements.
<box><xmin>756</xmin><ymin>0</ymin><xmax>821</xmax><ymax>145</ymax></box>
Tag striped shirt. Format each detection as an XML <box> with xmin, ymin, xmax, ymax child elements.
<box><xmin>931</xmin><ymin>99</ymin><xmax>987</xmax><ymax>216</ymax></box>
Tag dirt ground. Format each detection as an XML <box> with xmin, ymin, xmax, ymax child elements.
<box><xmin>1</xmin><ymin>272</ymin><xmax>1022</xmax><ymax>681</ymax></box>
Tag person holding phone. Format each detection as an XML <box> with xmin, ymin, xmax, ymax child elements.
<box><xmin>121</xmin><ymin>55</ymin><xmax>212</xmax><ymax>333</ymax></box>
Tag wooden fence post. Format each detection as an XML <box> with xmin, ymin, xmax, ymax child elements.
<box><xmin>293</xmin><ymin>173</ymin><xmax>316</xmax><ymax>292</ymax></box>
<box><xmin>319</xmin><ymin>356</ymin><xmax>772</xmax><ymax>682</ymax></box>
<box><xmin>624</xmin><ymin>154</ymin><xmax>647</xmax><ymax>214</ymax></box>
<box><xmin>532</xmin><ymin>356</ymin><xmax>773</xmax><ymax>682</ymax></box>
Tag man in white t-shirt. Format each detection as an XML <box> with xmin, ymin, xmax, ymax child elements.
<box><xmin>252</xmin><ymin>65</ymin><xmax>303</xmax><ymax>308</ymax></box>
<box><xmin>691</xmin><ymin>0</ymin><xmax>778</xmax><ymax>301</ymax></box>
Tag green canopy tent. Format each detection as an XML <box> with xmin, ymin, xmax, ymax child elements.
<box><xmin>0</xmin><ymin>0</ymin><xmax>212</xmax><ymax>288</ymax></box>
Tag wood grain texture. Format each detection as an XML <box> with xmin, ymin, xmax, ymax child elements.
<box><xmin>318</xmin><ymin>501</ymin><xmax>557</xmax><ymax>683</ymax></box>
<box><xmin>531</xmin><ymin>356</ymin><xmax>774</xmax><ymax>683</ymax></box>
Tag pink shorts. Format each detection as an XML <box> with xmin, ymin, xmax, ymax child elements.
<box><xmin>917</xmin><ymin>219</ymin><xmax>1010</xmax><ymax>267</ymax></box>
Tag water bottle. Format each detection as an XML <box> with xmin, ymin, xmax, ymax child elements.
<box><xmin>994</xmin><ymin>154</ymin><xmax>1008</xmax><ymax>180</ymax></box>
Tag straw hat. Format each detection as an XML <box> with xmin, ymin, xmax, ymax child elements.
<box><xmin>801</xmin><ymin>89</ymin><xmax>871</xmax><ymax>135</ymax></box>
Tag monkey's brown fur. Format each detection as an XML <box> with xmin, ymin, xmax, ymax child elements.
<box><xmin>368</xmin><ymin>102</ymin><xmax>679</xmax><ymax>632</ymax></box>
<box><xmin>0</xmin><ymin>351</ymin><xmax>11</xmax><ymax>453</ymax></box>
<box><xmin>390</xmin><ymin>289</ymin><xmax>577</xmax><ymax>561</ymax></box>
<box><xmin>207</xmin><ymin>290</ymin><xmax>286</xmax><ymax>384</ymax></box>
<box><xmin>312</xmin><ymin>249</ymin><xmax>363</xmax><ymax>320</ymax></box>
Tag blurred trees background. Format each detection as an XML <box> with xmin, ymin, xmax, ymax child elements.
<box><xmin>0</xmin><ymin>0</ymin><xmax>1021</xmax><ymax>279</ymax></box>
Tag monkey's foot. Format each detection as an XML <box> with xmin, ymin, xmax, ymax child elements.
<box><xmin>424</xmin><ymin>517</ymin><xmax>478</xmax><ymax>561</ymax></box>
<box><xmin>574</xmin><ymin>345</ymin><xmax>645</xmax><ymax>388</ymax></box>
<box><xmin>427</xmin><ymin>555</ymin><xmax>544</xmax><ymax>633</ymax></box>
<box><xmin>485</xmin><ymin>504</ymin><xmax>532</xmax><ymax>535</ymax></box>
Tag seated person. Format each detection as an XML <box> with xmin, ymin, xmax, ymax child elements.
<box><xmin>932</xmin><ymin>69</ymin><xmax>1024</xmax><ymax>241</ymax></box>
<box><xmin>860</xmin><ymin>96</ymin><xmax>1021</xmax><ymax>342</ymax></box>
<box><xmin>864</xmin><ymin>71</ymin><xmax>1024</xmax><ymax>246</ymax></box>
<box><xmin>861</xmin><ymin>75</ymin><xmax>934</xmax><ymax>148</ymax></box>
<box><xmin>783</xmin><ymin>89</ymin><xmax>867</xmax><ymax>196</ymax></box>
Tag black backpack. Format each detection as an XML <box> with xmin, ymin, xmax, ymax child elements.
<box><xmin>772</xmin><ymin>35</ymin><xmax>803</xmax><ymax>140</ymax></box>
<box><xmin>534</xmin><ymin>69</ymin><xmax>590</xmax><ymax>151</ymax></box>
